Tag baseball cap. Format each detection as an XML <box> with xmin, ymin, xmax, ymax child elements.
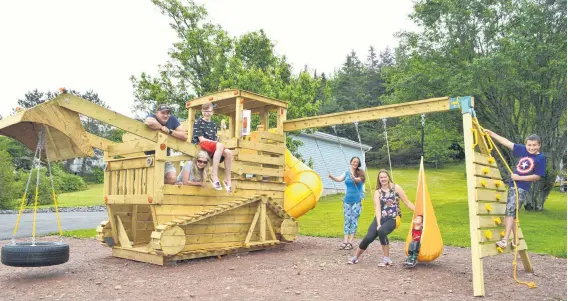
<box><xmin>157</xmin><ymin>104</ymin><xmax>172</xmax><ymax>112</ymax></box>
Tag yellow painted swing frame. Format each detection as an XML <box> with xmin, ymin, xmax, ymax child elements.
<box><xmin>282</xmin><ymin>95</ymin><xmax>533</xmax><ymax>297</ymax></box>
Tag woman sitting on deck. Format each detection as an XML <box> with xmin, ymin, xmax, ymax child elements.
<box><xmin>176</xmin><ymin>150</ymin><xmax>211</xmax><ymax>187</ymax></box>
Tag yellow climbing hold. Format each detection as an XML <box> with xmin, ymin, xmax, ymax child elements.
<box><xmin>500</xmin><ymin>231</ymin><xmax>505</xmax><ymax>238</ymax></box>
<box><xmin>496</xmin><ymin>194</ymin><xmax>502</xmax><ymax>201</ymax></box>
<box><xmin>496</xmin><ymin>246</ymin><xmax>504</xmax><ymax>253</ymax></box>
<box><xmin>482</xmin><ymin>167</ymin><xmax>490</xmax><ymax>175</ymax></box>
<box><xmin>485</xmin><ymin>204</ymin><xmax>493</xmax><ymax>212</ymax></box>
<box><xmin>484</xmin><ymin>230</ymin><xmax>492</xmax><ymax>240</ymax></box>
<box><xmin>481</xmin><ymin>179</ymin><xmax>488</xmax><ymax>187</ymax></box>
<box><xmin>493</xmin><ymin>217</ymin><xmax>502</xmax><ymax>225</ymax></box>
<box><xmin>488</xmin><ymin>157</ymin><xmax>495</xmax><ymax>164</ymax></box>
<box><xmin>495</xmin><ymin>180</ymin><xmax>503</xmax><ymax>188</ymax></box>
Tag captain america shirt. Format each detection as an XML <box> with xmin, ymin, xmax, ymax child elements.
<box><xmin>511</xmin><ymin>143</ymin><xmax>546</xmax><ymax>191</ymax></box>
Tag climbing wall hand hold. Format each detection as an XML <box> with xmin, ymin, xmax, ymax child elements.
<box><xmin>485</xmin><ymin>204</ymin><xmax>493</xmax><ymax>212</ymax></box>
<box><xmin>493</xmin><ymin>217</ymin><xmax>502</xmax><ymax>225</ymax></box>
<box><xmin>484</xmin><ymin>230</ymin><xmax>492</xmax><ymax>240</ymax></box>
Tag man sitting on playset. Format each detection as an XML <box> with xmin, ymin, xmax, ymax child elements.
<box><xmin>191</xmin><ymin>103</ymin><xmax>233</xmax><ymax>193</ymax></box>
<box><xmin>144</xmin><ymin>104</ymin><xmax>187</xmax><ymax>184</ymax></box>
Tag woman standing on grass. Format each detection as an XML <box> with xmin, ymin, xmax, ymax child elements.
<box><xmin>347</xmin><ymin>169</ymin><xmax>415</xmax><ymax>266</ymax></box>
<box><xmin>328</xmin><ymin>157</ymin><xmax>366</xmax><ymax>250</ymax></box>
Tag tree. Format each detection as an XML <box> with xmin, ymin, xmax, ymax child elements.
<box><xmin>133</xmin><ymin>0</ymin><xmax>326</xmax><ymax>159</ymax></box>
<box><xmin>0</xmin><ymin>150</ymin><xmax>17</xmax><ymax>209</ymax></box>
<box><xmin>0</xmin><ymin>137</ymin><xmax>34</xmax><ymax>170</ymax></box>
<box><xmin>15</xmin><ymin>89</ymin><xmax>57</xmax><ymax>113</ymax></box>
<box><xmin>386</xmin><ymin>0</ymin><xmax>566</xmax><ymax>209</ymax></box>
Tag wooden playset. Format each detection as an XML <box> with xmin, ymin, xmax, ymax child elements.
<box><xmin>0</xmin><ymin>90</ymin><xmax>533</xmax><ymax>296</ymax></box>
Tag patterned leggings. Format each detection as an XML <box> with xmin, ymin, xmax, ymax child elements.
<box><xmin>343</xmin><ymin>202</ymin><xmax>362</xmax><ymax>235</ymax></box>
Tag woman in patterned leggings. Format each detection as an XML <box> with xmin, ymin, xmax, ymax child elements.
<box><xmin>329</xmin><ymin>157</ymin><xmax>366</xmax><ymax>250</ymax></box>
<box><xmin>348</xmin><ymin>169</ymin><xmax>415</xmax><ymax>266</ymax></box>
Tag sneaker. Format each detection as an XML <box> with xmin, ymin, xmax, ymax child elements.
<box><xmin>495</xmin><ymin>239</ymin><xmax>507</xmax><ymax>248</ymax></box>
<box><xmin>209</xmin><ymin>179</ymin><xmax>223</xmax><ymax>191</ymax></box>
<box><xmin>347</xmin><ymin>256</ymin><xmax>359</xmax><ymax>264</ymax></box>
<box><xmin>378</xmin><ymin>257</ymin><xmax>393</xmax><ymax>267</ymax></box>
<box><xmin>408</xmin><ymin>259</ymin><xmax>417</xmax><ymax>268</ymax></box>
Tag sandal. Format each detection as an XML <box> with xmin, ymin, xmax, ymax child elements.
<box><xmin>344</xmin><ymin>243</ymin><xmax>353</xmax><ymax>250</ymax></box>
<box><xmin>338</xmin><ymin>243</ymin><xmax>348</xmax><ymax>250</ymax></box>
<box><xmin>495</xmin><ymin>239</ymin><xmax>507</xmax><ymax>248</ymax></box>
<box><xmin>347</xmin><ymin>256</ymin><xmax>359</xmax><ymax>264</ymax></box>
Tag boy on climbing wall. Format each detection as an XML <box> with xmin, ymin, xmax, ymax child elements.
<box><xmin>483</xmin><ymin>130</ymin><xmax>546</xmax><ymax>249</ymax></box>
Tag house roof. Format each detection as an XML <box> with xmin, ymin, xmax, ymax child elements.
<box><xmin>296</xmin><ymin>131</ymin><xmax>373</xmax><ymax>151</ymax></box>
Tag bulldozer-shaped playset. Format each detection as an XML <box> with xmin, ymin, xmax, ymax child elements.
<box><xmin>0</xmin><ymin>90</ymin><xmax>535</xmax><ymax>296</ymax></box>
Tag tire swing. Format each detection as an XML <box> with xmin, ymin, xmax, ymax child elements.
<box><xmin>1</xmin><ymin>127</ymin><xmax>69</xmax><ymax>267</ymax></box>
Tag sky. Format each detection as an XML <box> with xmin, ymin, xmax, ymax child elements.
<box><xmin>0</xmin><ymin>0</ymin><xmax>418</xmax><ymax>119</ymax></box>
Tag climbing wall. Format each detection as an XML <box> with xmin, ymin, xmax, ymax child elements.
<box><xmin>463</xmin><ymin>114</ymin><xmax>533</xmax><ymax>296</ymax></box>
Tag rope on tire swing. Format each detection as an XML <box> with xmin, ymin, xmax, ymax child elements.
<box><xmin>1</xmin><ymin>126</ymin><xmax>69</xmax><ymax>267</ymax></box>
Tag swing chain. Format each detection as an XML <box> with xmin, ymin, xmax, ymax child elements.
<box><xmin>11</xmin><ymin>128</ymin><xmax>45</xmax><ymax>244</ymax></box>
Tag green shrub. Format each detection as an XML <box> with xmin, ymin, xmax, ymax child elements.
<box><xmin>0</xmin><ymin>150</ymin><xmax>17</xmax><ymax>209</ymax></box>
<box><xmin>83</xmin><ymin>167</ymin><xmax>104</xmax><ymax>184</ymax></box>
<box><xmin>13</xmin><ymin>165</ymin><xmax>87</xmax><ymax>207</ymax></box>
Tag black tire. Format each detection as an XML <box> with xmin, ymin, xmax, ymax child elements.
<box><xmin>1</xmin><ymin>242</ymin><xmax>69</xmax><ymax>267</ymax></box>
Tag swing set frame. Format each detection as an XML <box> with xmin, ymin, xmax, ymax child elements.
<box><xmin>282</xmin><ymin>95</ymin><xmax>534</xmax><ymax>297</ymax></box>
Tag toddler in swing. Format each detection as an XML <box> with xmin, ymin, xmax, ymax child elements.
<box><xmin>405</xmin><ymin>215</ymin><xmax>423</xmax><ymax>267</ymax></box>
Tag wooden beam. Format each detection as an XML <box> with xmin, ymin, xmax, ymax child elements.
<box><xmin>239</xmin><ymin>91</ymin><xmax>288</xmax><ymax>109</ymax></box>
<box><xmin>57</xmin><ymin>94</ymin><xmax>160</xmax><ymax>142</ymax></box>
<box><xmin>87</xmin><ymin>132</ymin><xmax>116</xmax><ymax>151</ymax></box>
<box><xmin>116</xmin><ymin>215</ymin><xmax>132</xmax><ymax>249</ymax></box>
<box><xmin>462</xmin><ymin>107</ymin><xmax>485</xmax><ymax>297</ymax></box>
<box><xmin>186</xmin><ymin>90</ymin><xmax>239</xmax><ymax>108</ymax></box>
<box><xmin>244</xmin><ymin>202</ymin><xmax>262</xmax><ymax>244</ymax></box>
<box><xmin>282</xmin><ymin>96</ymin><xmax>451</xmax><ymax>132</ymax></box>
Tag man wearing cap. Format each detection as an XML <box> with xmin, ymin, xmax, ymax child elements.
<box><xmin>144</xmin><ymin>105</ymin><xmax>187</xmax><ymax>184</ymax></box>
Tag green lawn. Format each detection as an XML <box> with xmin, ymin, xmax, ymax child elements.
<box><xmin>39</xmin><ymin>184</ymin><xmax>104</xmax><ymax>208</ymax></box>
<box><xmin>297</xmin><ymin>165</ymin><xmax>567</xmax><ymax>258</ymax></box>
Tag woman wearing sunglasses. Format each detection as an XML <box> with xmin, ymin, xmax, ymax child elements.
<box><xmin>176</xmin><ymin>151</ymin><xmax>211</xmax><ymax>187</ymax></box>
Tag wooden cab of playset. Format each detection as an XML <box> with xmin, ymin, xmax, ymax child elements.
<box><xmin>96</xmin><ymin>89</ymin><xmax>299</xmax><ymax>265</ymax></box>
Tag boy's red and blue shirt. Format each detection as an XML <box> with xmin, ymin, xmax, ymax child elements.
<box><xmin>511</xmin><ymin>144</ymin><xmax>546</xmax><ymax>190</ymax></box>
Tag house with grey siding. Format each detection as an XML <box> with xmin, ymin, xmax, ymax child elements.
<box><xmin>289</xmin><ymin>132</ymin><xmax>372</xmax><ymax>196</ymax></box>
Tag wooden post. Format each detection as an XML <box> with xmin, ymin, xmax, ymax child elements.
<box><xmin>259</xmin><ymin>106</ymin><xmax>269</xmax><ymax>130</ymax></box>
<box><xmin>276</xmin><ymin>108</ymin><xmax>287</xmax><ymax>134</ymax></box>
<box><xmin>463</xmin><ymin>111</ymin><xmax>485</xmax><ymax>297</ymax></box>
<box><xmin>519</xmin><ymin>250</ymin><xmax>534</xmax><ymax>273</ymax></box>
<box><xmin>260</xmin><ymin>197</ymin><xmax>267</xmax><ymax>242</ymax></box>
<box><xmin>228</xmin><ymin>112</ymin><xmax>235</xmax><ymax>140</ymax></box>
<box><xmin>235</xmin><ymin>97</ymin><xmax>244</xmax><ymax>139</ymax></box>
<box><xmin>131</xmin><ymin>204</ymin><xmax>138</xmax><ymax>244</ymax></box>
<box><xmin>187</xmin><ymin>107</ymin><xmax>195</xmax><ymax>143</ymax></box>
<box><xmin>103</xmin><ymin>152</ymin><xmax>119</xmax><ymax>244</ymax></box>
